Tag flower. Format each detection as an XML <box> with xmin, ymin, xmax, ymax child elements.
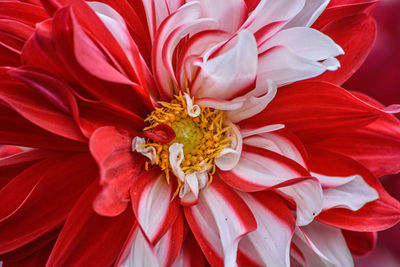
<box><xmin>0</xmin><ymin>0</ymin><xmax>400</xmax><ymax>266</ymax></box>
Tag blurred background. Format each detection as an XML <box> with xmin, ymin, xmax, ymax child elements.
<box><xmin>345</xmin><ymin>0</ymin><xmax>400</xmax><ymax>266</ymax></box>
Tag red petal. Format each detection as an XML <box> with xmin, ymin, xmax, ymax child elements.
<box><xmin>311</xmin><ymin>14</ymin><xmax>376</xmax><ymax>85</ymax></box>
<box><xmin>144</xmin><ymin>123</ymin><xmax>176</xmax><ymax>144</ymax></box>
<box><xmin>89</xmin><ymin>126</ymin><xmax>145</xmax><ymax>216</ymax></box>
<box><xmin>0</xmin><ymin>104</ymin><xmax>86</xmax><ymax>151</ymax></box>
<box><xmin>0</xmin><ymin>153</ymin><xmax>97</xmax><ymax>253</ymax></box>
<box><xmin>313</xmin><ymin>0</ymin><xmax>378</xmax><ymax>29</ymax></box>
<box><xmin>312</xmin><ymin>92</ymin><xmax>400</xmax><ymax>177</ymax></box>
<box><xmin>46</xmin><ymin>180</ymin><xmax>135</xmax><ymax>266</ymax></box>
<box><xmin>240</xmin><ymin>81</ymin><xmax>383</xmax><ymax>144</ymax></box>
<box><xmin>0</xmin><ymin>69</ymin><xmax>86</xmax><ymax>143</ymax></box>
<box><xmin>342</xmin><ymin>230</ymin><xmax>376</xmax><ymax>256</ymax></box>
<box><xmin>1</xmin><ymin>239</ymin><xmax>55</xmax><ymax>267</ymax></box>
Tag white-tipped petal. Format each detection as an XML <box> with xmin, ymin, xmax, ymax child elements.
<box><xmin>132</xmin><ymin>137</ymin><xmax>157</xmax><ymax>163</ymax></box>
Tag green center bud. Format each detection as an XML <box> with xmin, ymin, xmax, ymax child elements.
<box><xmin>171</xmin><ymin>118</ymin><xmax>204</xmax><ymax>154</ymax></box>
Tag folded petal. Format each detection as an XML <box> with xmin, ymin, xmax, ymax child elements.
<box><xmin>278</xmin><ymin>177</ymin><xmax>323</xmax><ymax>226</ymax></box>
<box><xmin>284</xmin><ymin>0</ymin><xmax>330</xmax><ymax>27</ymax></box>
<box><xmin>184</xmin><ymin>178</ymin><xmax>257</xmax><ymax>266</ymax></box>
<box><xmin>192</xmin><ymin>30</ymin><xmax>258</xmax><ymax>100</ymax></box>
<box><xmin>89</xmin><ymin>126</ymin><xmax>145</xmax><ymax>216</ymax></box>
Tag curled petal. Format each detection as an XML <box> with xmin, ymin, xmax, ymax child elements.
<box><xmin>143</xmin><ymin>123</ymin><xmax>176</xmax><ymax>144</ymax></box>
<box><xmin>169</xmin><ymin>143</ymin><xmax>185</xmax><ymax>181</ymax></box>
<box><xmin>132</xmin><ymin>137</ymin><xmax>157</xmax><ymax>164</ymax></box>
<box><xmin>184</xmin><ymin>93</ymin><xmax>201</xmax><ymax>117</ymax></box>
<box><xmin>215</xmin><ymin>122</ymin><xmax>242</xmax><ymax>171</ymax></box>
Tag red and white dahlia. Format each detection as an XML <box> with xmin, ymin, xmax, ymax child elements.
<box><xmin>0</xmin><ymin>0</ymin><xmax>400</xmax><ymax>266</ymax></box>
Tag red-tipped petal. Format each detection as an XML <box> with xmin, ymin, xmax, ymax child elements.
<box><xmin>184</xmin><ymin>178</ymin><xmax>257</xmax><ymax>266</ymax></box>
<box><xmin>237</xmin><ymin>191</ymin><xmax>295</xmax><ymax>267</ymax></box>
<box><xmin>130</xmin><ymin>168</ymin><xmax>180</xmax><ymax>244</ymax></box>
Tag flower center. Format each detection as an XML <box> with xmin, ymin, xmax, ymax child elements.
<box><xmin>134</xmin><ymin>92</ymin><xmax>231</xmax><ymax>196</ymax></box>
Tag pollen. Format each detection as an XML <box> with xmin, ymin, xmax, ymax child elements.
<box><xmin>141</xmin><ymin>91</ymin><xmax>231</xmax><ymax>189</ymax></box>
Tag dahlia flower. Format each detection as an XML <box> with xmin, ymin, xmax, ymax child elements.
<box><xmin>0</xmin><ymin>0</ymin><xmax>399</xmax><ymax>266</ymax></box>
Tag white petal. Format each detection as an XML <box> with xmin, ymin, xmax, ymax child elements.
<box><xmin>238</xmin><ymin>192</ymin><xmax>293</xmax><ymax>267</ymax></box>
<box><xmin>241</xmin><ymin>124</ymin><xmax>285</xmax><ymax>138</ymax></box>
<box><xmin>257</xmin><ymin>45</ymin><xmax>333</xmax><ymax>86</ymax></box>
<box><xmin>184</xmin><ymin>93</ymin><xmax>201</xmax><ymax>117</ymax></box>
<box><xmin>242</xmin><ymin>0</ymin><xmax>305</xmax><ymax>42</ymax></box>
<box><xmin>284</xmin><ymin>0</ymin><xmax>330</xmax><ymax>28</ymax></box>
<box><xmin>188</xmin><ymin>0</ymin><xmax>247</xmax><ymax>32</ymax></box>
<box><xmin>119</xmin><ymin>228</ymin><xmax>159</xmax><ymax>267</ymax></box>
<box><xmin>293</xmin><ymin>222</ymin><xmax>354</xmax><ymax>267</ymax></box>
<box><xmin>312</xmin><ymin>172</ymin><xmax>379</xmax><ymax>211</ymax></box>
<box><xmin>278</xmin><ymin>178</ymin><xmax>323</xmax><ymax>226</ymax></box>
<box><xmin>226</xmin><ymin>79</ymin><xmax>278</xmax><ymax>123</ymax></box>
<box><xmin>132</xmin><ymin>137</ymin><xmax>156</xmax><ymax>163</ymax></box>
<box><xmin>215</xmin><ymin>122</ymin><xmax>242</xmax><ymax>171</ymax></box>
<box><xmin>243</xmin><ymin>132</ymin><xmax>306</xmax><ymax>167</ymax></box>
<box><xmin>169</xmin><ymin>143</ymin><xmax>185</xmax><ymax>181</ymax></box>
<box><xmin>259</xmin><ymin>27</ymin><xmax>344</xmax><ymax>60</ymax></box>
<box><xmin>192</xmin><ymin>30</ymin><xmax>258</xmax><ymax>100</ymax></box>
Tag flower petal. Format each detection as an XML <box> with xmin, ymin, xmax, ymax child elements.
<box><xmin>218</xmin><ymin>144</ymin><xmax>309</xmax><ymax>192</ymax></box>
<box><xmin>293</xmin><ymin>222</ymin><xmax>354</xmax><ymax>267</ymax></box>
<box><xmin>257</xmin><ymin>45</ymin><xmax>339</xmax><ymax>87</ymax></box>
<box><xmin>184</xmin><ymin>178</ymin><xmax>257</xmax><ymax>266</ymax></box>
<box><xmin>89</xmin><ymin>126</ymin><xmax>145</xmax><ymax>216</ymax></box>
<box><xmin>237</xmin><ymin>191</ymin><xmax>295</xmax><ymax>267</ymax></box>
<box><xmin>0</xmin><ymin>153</ymin><xmax>97</xmax><ymax>253</ymax></box>
<box><xmin>130</xmin><ymin>168</ymin><xmax>180</xmax><ymax>244</ymax></box>
<box><xmin>312</xmin><ymin>14</ymin><xmax>376</xmax><ymax>85</ymax></box>
<box><xmin>191</xmin><ymin>30</ymin><xmax>258</xmax><ymax>100</ymax></box>
<box><xmin>46</xmin><ymin>180</ymin><xmax>134</xmax><ymax>266</ymax></box>
<box><xmin>309</xmin><ymin>147</ymin><xmax>400</xmax><ymax>231</ymax></box>
<box><xmin>284</xmin><ymin>0</ymin><xmax>330</xmax><ymax>27</ymax></box>
<box><xmin>190</xmin><ymin>0</ymin><xmax>247</xmax><ymax>32</ymax></box>
<box><xmin>239</xmin><ymin>81</ymin><xmax>385</xmax><ymax>143</ymax></box>
<box><xmin>312</xmin><ymin>172</ymin><xmax>378</xmax><ymax>211</ymax></box>
<box><xmin>259</xmin><ymin>27</ymin><xmax>343</xmax><ymax>61</ymax></box>
<box><xmin>215</xmin><ymin>121</ymin><xmax>242</xmax><ymax>171</ymax></box>
<box><xmin>278</xmin><ymin>177</ymin><xmax>323</xmax><ymax>226</ymax></box>
<box><xmin>242</xmin><ymin>0</ymin><xmax>305</xmax><ymax>43</ymax></box>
